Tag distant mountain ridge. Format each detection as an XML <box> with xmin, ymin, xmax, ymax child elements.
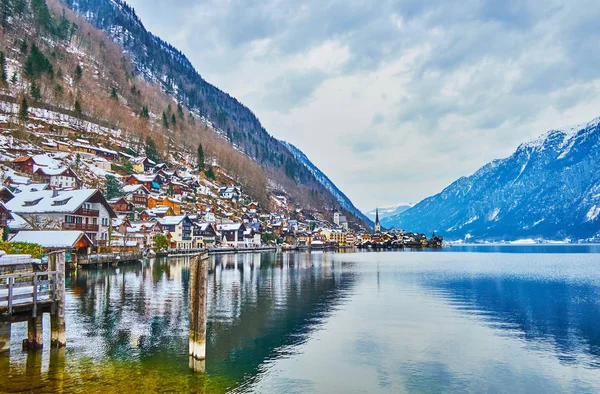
<box><xmin>281</xmin><ymin>142</ymin><xmax>373</xmax><ymax>227</ymax></box>
<box><xmin>365</xmin><ymin>203</ymin><xmax>413</xmax><ymax>222</ymax></box>
<box><xmin>382</xmin><ymin>117</ymin><xmax>600</xmax><ymax>241</ymax></box>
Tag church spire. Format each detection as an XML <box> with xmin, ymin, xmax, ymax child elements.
<box><xmin>374</xmin><ymin>208</ymin><xmax>381</xmax><ymax>233</ymax></box>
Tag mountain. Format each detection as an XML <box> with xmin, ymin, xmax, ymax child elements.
<box><xmin>365</xmin><ymin>203</ymin><xmax>413</xmax><ymax>222</ymax></box>
<box><xmin>382</xmin><ymin>117</ymin><xmax>600</xmax><ymax>241</ymax></box>
<box><xmin>0</xmin><ymin>0</ymin><xmax>368</xmax><ymax>225</ymax></box>
<box><xmin>281</xmin><ymin>142</ymin><xmax>373</xmax><ymax>227</ymax></box>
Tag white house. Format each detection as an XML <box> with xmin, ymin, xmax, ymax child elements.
<box><xmin>34</xmin><ymin>167</ymin><xmax>79</xmax><ymax>189</ymax></box>
<box><xmin>5</xmin><ymin>189</ymin><xmax>116</xmax><ymax>245</ymax></box>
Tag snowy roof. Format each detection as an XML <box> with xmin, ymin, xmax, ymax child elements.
<box><xmin>156</xmin><ymin>215</ymin><xmax>189</xmax><ymax>226</ymax></box>
<box><xmin>35</xmin><ymin>167</ymin><xmax>77</xmax><ymax>177</ymax></box>
<box><xmin>11</xmin><ymin>231</ymin><xmax>92</xmax><ymax>248</ymax></box>
<box><xmin>217</xmin><ymin>223</ymin><xmax>244</xmax><ymax>231</ymax></box>
<box><xmin>122</xmin><ymin>184</ymin><xmax>150</xmax><ymax>194</ymax></box>
<box><xmin>130</xmin><ymin>174</ymin><xmax>158</xmax><ymax>182</ymax></box>
<box><xmin>6</xmin><ymin>189</ymin><xmax>100</xmax><ymax>214</ymax></box>
<box><xmin>7</xmin><ymin>212</ymin><xmax>30</xmax><ymax>231</ymax></box>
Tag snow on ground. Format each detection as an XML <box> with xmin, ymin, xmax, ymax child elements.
<box><xmin>586</xmin><ymin>205</ymin><xmax>600</xmax><ymax>222</ymax></box>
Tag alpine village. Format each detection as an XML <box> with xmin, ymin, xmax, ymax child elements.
<box><xmin>0</xmin><ymin>0</ymin><xmax>442</xmax><ymax>270</ymax></box>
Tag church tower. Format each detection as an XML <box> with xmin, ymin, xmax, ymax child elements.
<box><xmin>374</xmin><ymin>208</ymin><xmax>381</xmax><ymax>233</ymax></box>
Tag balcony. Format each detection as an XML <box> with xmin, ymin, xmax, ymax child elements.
<box><xmin>63</xmin><ymin>223</ymin><xmax>99</xmax><ymax>232</ymax></box>
<box><xmin>75</xmin><ymin>207</ymin><xmax>100</xmax><ymax>217</ymax></box>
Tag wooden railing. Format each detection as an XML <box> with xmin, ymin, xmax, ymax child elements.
<box><xmin>63</xmin><ymin>222</ymin><xmax>99</xmax><ymax>232</ymax></box>
<box><xmin>0</xmin><ymin>271</ymin><xmax>58</xmax><ymax>317</ymax></box>
<box><xmin>75</xmin><ymin>207</ymin><xmax>100</xmax><ymax>217</ymax></box>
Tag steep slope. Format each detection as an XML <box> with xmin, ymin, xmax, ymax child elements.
<box><xmin>282</xmin><ymin>141</ymin><xmax>373</xmax><ymax>227</ymax></box>
<box><xmin>365</xmin><ymin>203</ymin><xmax>413</xmax><ymax>222</ymax></box>
<box><xmin>383</xmin><ymin>117</ymin><xmax>600</xmax><ymax>241</ymax></box>
<box><xmin>59</xmin><ymin>0</ymin><xmax>367</xmax><ymax>224</ymax></box>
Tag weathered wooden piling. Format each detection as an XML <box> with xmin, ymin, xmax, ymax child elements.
<box><xmin>24</xmin><ymin>315</ymin><xmax>43</xmax><ymax>349</ymax></box>
<box><xmin>189</xmin><ymin>253</ymin><xmax>209</xmax><ymax>373</ymax></box>
<box><xmin>49</xmin><ymin>252</ymin><xmax>66</xmax><ymax>348</ymax></box>
<box><xmin>0</xmin><ymin>322</ymin><xmax>10</xmax><ymax>353</ymax></box>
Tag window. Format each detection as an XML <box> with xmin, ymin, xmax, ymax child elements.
<box><xmin>23</xmin><ymin>198</ymin><xmax>43</xmax><ymax>207</ymax></box>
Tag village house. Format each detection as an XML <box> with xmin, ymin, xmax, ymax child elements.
<box><xmin>122</xmin><ymin>184</ymin><xmax>150</xmax><ymax>208</ymax></box>
<box><xmin>11</xmin><ymin>156</ymin><xmax>35</xmax><ymax>173</ymax></box>
<box><xmin>192</xmin><ymin>222</ymin><xmax>217</xmax><ymax>248</ymax></box>
<box><xmin>125</xmin><ymin>174</ymin><xmax>162</xmax><ymax>192</ymax></box>
<box><xmin>217</xmin><ymin>222</ymin><xmax>247</xmax><ymax>247</ymax></box>
<box><xmin>4</xmin><ymin>189</ymin><xmax>117</xmax><ymax>245</ymax></box>
<box><xmin>34</xmin><ymin>167</ymin><xmax>79</xmax><ymax>189</ymax></box>
<box><xmin>72</xmin><ymin>142</ymin><xmax>119</xmax><ymax>161</ymax></box>
<box><xmin>108</xmin><ymin>197</ymin><xmax>135</xmax><ymax>219</ymax></box>
<box><xmin>218</xmin><ymin>186</ymin><xmax>240</xmax><ymax>202</ymax></box>
<box><xmin>155</xmin><ymin>215</ymin><xmax>194</xmax><ymax>250</ymax></box>
<box><xmin>140</xmin><ymin>205</ymin><xmax>174</xmax><ymax>220</ymax></box>
<box><xmin>148</xmin><ymin>196</ymin><xmax>182</xmax><ymax>215</ymax></box>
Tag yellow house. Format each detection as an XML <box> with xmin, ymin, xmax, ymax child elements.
<box><xmin>148</xmin><ymin>196</ymin><xmax>182</xmax><ymax>215</ymax></box>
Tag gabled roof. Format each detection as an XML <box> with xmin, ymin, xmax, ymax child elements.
<box><xmin>11</xmin><ymin>231</ymin><xmax>92</xmax><ymax>248</ymax></box>
<box><xmin>5</xmin><ymin>189</ymin><xmax>117</xmax><ymax>217</ymax></box>
<box><xmin>217</xmin><ymin>223</ymin><xmax>245</xmax><ymax>231</ymax></box>
<box><xmin>155</xmin><ymin>215</ymin><xmax>190</xmax><ymax>226</ymax></box>
<box><xmin>12</xmin><ymin>156</ymin><xmax>33</xmax><ymax>163</ymax></box>
<box><xmin>122</xmin><ymin>184</ymin><xmax>150</xmax><ymax>195</ymax></box>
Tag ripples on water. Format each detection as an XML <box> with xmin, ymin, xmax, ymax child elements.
<box><xmin>1</xmin><ymin>247</ymin><xmax>600</xmax><ymax>393</ymax></box>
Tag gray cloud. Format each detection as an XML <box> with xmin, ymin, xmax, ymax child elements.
<box><xmin>127</xmin><ymin>0</ymin><xmax>600</xmax><ymax>211</ymax></box>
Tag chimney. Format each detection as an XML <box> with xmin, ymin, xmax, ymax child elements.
<box><xmin>52</xmin><ymin>189</ymin><xmax>59</xmax><ymax>198</ymax></box>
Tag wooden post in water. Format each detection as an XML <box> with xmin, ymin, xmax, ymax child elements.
<box><xmin>189</xmin><ymin>253</ymin><xmax>208</xmax><ymax>373</ymax></box>
<box><xmin>49</xmin><ymin>252</ymin><xmax>66</xmax><ymax>348</ymax></box>
<box><xmin>24</xmin><ymin>315</ymin><xmax>43</xmax><ymax>349</ymax></box>
<box><xmin>0</xmin><ymin>322</ymin><xmax>10</xmax><ymax>353</ymax></box>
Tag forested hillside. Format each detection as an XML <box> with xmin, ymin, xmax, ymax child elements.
<box><xmin>0</xmin><ymin>0</ymin><xmax>367</xmax><ymax>227</ymax></box>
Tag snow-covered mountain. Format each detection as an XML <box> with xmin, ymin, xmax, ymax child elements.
<box><xmin>382</xmin><ymin>116</ymin><xmax>600</xmax><ymax>241</ymax></box>
<box><xmin>281</xmin><ymin>142</ymin><xmax>373</xmax><ymax>227</ymax></box>
<box><xmin>365</xmin><ymin>203</ymin><xmax>413</xmax><ymax>222</ymax></box>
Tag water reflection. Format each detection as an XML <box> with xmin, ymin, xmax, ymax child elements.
<box><xmin>422</xmin><ymin>277</ymin><xmax>600</xmax><ymax>367</ymax></box>
<box><xmin>0</xmin><ymin>252</ymin><xmax>357</xmax><ymax>392</ymax></box>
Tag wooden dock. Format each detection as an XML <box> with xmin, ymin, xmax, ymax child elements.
<box><xmin>0</xmin><ymin>252</ymin><xmax>66</xmax><ymax>352</ymax></box>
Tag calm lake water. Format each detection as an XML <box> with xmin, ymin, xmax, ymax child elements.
<box><xmin>2</xmin><ymin>246</ymin><xmax>600</xmax><ymax>393</ymax></box>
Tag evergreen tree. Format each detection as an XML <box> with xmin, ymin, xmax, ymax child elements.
<box><xmin>145</xmin><ymin>136</ymin><xmax>159</xmax><ymax>163</ymax></box>
<box><xmin>30</xmin><ymin>80</ymin><xmax>41</xmax><ymax>101</ymax></box>
<box><xmin>204</xmin><ymin>167</ymin><xmax>215</xmax><ymax>180</ymax></box>
<box><xmin>73</xmin><ymin>64</ymin><xmax>82</xmax><ymax>83</ymax></box>
<box><xmin>12</xmin><ymin>0</ymin><xmax>25</xmax><ymax>17</ymax></box>
<box><xmin>74</xmin><ymin>98</ymin><xmax>82</xmax><ymax>114</ymax></box>
<box><xmin>31</xmin><ymin>0</ymin><xmax>53</xmax><ymax>32</ymax></box>
<box><xmin>19</xmin><ymin>40</ymin><xmax>27</xmax><ymax>55</ymax></box>
<box><xmin>23</xmin><ymin>44</ymin><xmax>53</xmax><ymax>80</ymax></box>
<box><xmin>105</xmin><ymin>175</ymin><xmax>123</xmax><ymax>199</ymax></box>
<box><xmin>1</xmin><ymin>0</ymin><xmax>11</xmax><ymax>28</ymax></box>
<box><xmin>139</xmin><ymin>105</ymin><xmax>149</xmax><ymax>118</ymax></box>
<box><xmin>110</xmin><ymin>87</ymin><xmax>118</xmax><ymax>100</ymax></box>
<box><xmin>171</xmin><ymin>113</ymin><xmax>176</xmax><ymax>127</ymax></box>
<box><xmin>177</xmin><ymin>103</ymin><xmax>184</xmax><ymax>119</ymax></box>
<box><xmin>18</xmin><ymin>97</ymin><xmax>28</xmax><ymax>121</ymax></box>
<box><xmin>0</xmin><ymin>51</ymin><xmax>7</xmax><ymax>85</ymax></box>
<box><xmin>162</xmin><ymin>111</ymin><xmax>169</xmax><ymax>129</ymax></box>
<box><xmin>197</xmin><ymin>143</ymin><xmax>204</xmax><ymax>171</ymax></box>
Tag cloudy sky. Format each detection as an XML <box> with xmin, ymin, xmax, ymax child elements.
<box><xmin>127</xmin><ymin>0</ymin><xmax>600</xmax><ymax>211</ymax></box>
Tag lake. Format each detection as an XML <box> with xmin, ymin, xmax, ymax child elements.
<box><xmin>2</xmin><ymin>247</ymin><xmax>600</xmax><ymax>393</ymax></box>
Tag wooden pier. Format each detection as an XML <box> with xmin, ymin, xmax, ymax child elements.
<box><xmin>0</xmin><ymin>252</ymin><xmax>66</xmax><ymax>352</ymax></box>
